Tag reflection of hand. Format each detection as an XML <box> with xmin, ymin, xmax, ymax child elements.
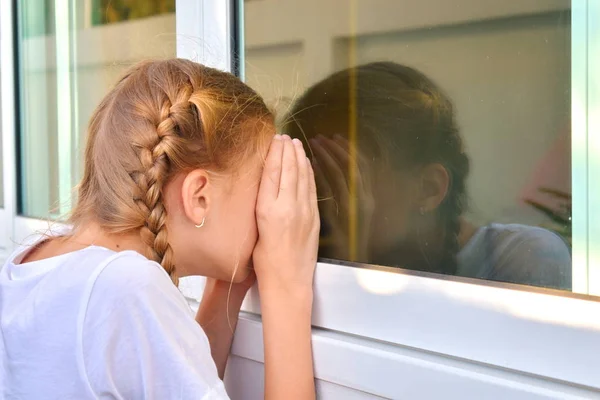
<box><xmin>309</xmin><ymin>135</ymin><xmax>375</xmax><ymax>262</ymax></box>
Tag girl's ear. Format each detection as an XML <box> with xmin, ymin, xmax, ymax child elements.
<box><xmin>181</xmin><ymin>169</ymin><xmax>211</xmax><ymax>226</ymax></box>
<box><xmin>416</xmin><ymin>163</ymin><xmax>450</xmax><ymax>213</ymax></box>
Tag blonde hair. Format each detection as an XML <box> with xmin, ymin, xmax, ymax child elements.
<box><xmin>70</xmin><ymin>59</ymin><xmax>273</xmax><ymax>284</ymax></box>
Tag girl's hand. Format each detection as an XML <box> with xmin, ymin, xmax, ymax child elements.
<box><xmin>253</xmin><ymin>134</ymin><xmax>318</xmax><ymax>400</ymax></box>
<box><xmin>253</xmin><ymin>135</ymin><xmax>319</xmax><ymax>299</ymax></box>
<box><xmin>309</xmin><ymin>135</ymin><xmax>374</xmax><ymax>263</ymax></box>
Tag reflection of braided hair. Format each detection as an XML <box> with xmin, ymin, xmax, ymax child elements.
<box><xmin>286</xmin><ymin>62</ymin><xmax>470</xmax><ymax>274</ymax></box>
<box><xmin>71</xmin><ymin>60</ymin><xmax>272</xmax><ymax>284</ymax></box>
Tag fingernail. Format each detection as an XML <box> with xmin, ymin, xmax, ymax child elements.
<box><xmin>292</xmin><ymin>138</ymin><xmax>302</xmax><ymax>146</ymax></box>
<box><xmin>273</xmin><ymin>134</ymin><xmax>282</xmax><ymax>140</ymax></box>
<box><xmin>281</xmin><ymin>134</ymin><xmax>291</xmax><ymax>140</ymax></box>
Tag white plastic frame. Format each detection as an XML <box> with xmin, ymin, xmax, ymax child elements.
<box><xmin>0</xmin><ymin>0</ymin><xmax>17</xmax><ymax>263</ymax></box>
<box><xmin>587</xmin><ymin>0</ymin><xmax>600</xmax><ymax>296</ymax></box>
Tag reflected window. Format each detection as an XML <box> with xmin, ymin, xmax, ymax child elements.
<box><xmin>16</xmin><ymin>0</ymin><xmax>176</xmax><ymax>218</ymax></box>
<box><xmin>91</xmin><ymin>0</ymin><xmax>175</xmax><ymax>25</ymax></box>
<box><xmin>244</xmin><ymin>1</ymin><xmax>573</xmax><ymax>291</ymax></box>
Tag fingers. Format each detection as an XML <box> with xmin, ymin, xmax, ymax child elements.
<box><xmin>305</xmin><ymin>155</ymin><xmax>320</xmax><ymax>233</ymax></box>
<box><xmin>323</xmin><ymin>136</ymin><xmax>349</xmax><ymax>167</ymax></box>
<box><xmin>258</xmin><ymin>135</ymin><xmax>284</xmax><ymax>203</ymax></box>
<box><xmin>310</xmin><ymin>138</ymin><xmax>348</xmax><ymax>200</ymax></box>
<box><xmin>312</xmin><ymin>159</ymin><xmax>332</xmax><ymax>199</ymax></box>
<box><xmin>321</xmin><ymin>135</ymin><xmax>371</xmax><ymax>199</ymax></box>
<box><xmin>332</xmin><ymin>134</ymin><xmax>349</xmax><ymax>151</ymax></box>
<box><xmin>293</xmin><ymin>138</ymin><xmax>309</xmax><ymax>201</ymax></box>
<box><xmin>332</xmin><ymin>134</ymin><xmax>370</xmax><ymax>178</ymax></box>
<box><xmin>312</xmin><ymin>159</ymin><xmax>336</xmax><ymax>219</ymax></box>
<box><xmin>279</xmin><ymin>136</ymin><xmax>298</xmax><ymax>199</ymax></box>
<box><xmin>307</xmin><ymin>159</ymin><xmax>318</xmax><ymax>209</ymax></box>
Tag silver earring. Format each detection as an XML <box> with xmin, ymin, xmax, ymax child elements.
<box><xmin>195</xmin><ymin>217</ymin><xmax>205</xmax><ymax>228</ymax></box>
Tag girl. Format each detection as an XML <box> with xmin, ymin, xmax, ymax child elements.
<box><xmin>285</xmin><ymin>61</ymin><xmax>571</xmax><ymax>290</ymax></box>
<box><xmin>0</xmin><ymin>59</ymin><xmax>319</xmax><ymax>399</ymax></box>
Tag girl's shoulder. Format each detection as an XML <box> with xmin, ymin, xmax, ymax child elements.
<box><xmin>484</xmin><ymin>223</ymin><xmax>569</xmax><ymax>253</ymax></box>
<box><xmin>83</xmin><ymin>247</ymin><xmax>186</xmax><ymax>312</ymax></box>
<box><xmin>458</xmin><ymin>223</ymin><xmax>571</xmax><ymax>289</ymax></box>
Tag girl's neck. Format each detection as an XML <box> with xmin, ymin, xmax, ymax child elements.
<box><xmin>21</xmin><ymin>222</ymin><xmax>146</xmax><ymax>264</ymax></box>
<box><xmin>69</xmin><ymin>222</ymin><xmax>147</xmax><ymax>255</ymax></box>
<box><xmin>374</xmin><ymin>217</ymin><xmax>479</xmax><ymax>273</ymax></box>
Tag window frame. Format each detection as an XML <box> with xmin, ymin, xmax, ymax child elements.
<box><xmin>1</xmin><ymin>0</ymin><xmax>599</xmax><ymax>391</ymax></box>
<box><xmin>0</xmin><ymin>1</ymin><xmax>17</xmax><ymax>263</ymax></box>
<box><xmin>186</xmin><ymin>0</ymin><xmax>600</xmax><ymax>390</ymax></box>
<box><xmin>587</xmin><ymin>0</ymin><xmax>600</xmax><ymax>296</ymax></box>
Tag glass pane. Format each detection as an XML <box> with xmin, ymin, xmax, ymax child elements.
<box><xmin>17</xmin><ymin>0</ymin><xmax>176</xmax><ymax>218</ymax></box>
<box><xmin>244</xmin><ymin>1</ymin><xmax>574</xmax><ymax>291</ymax></box>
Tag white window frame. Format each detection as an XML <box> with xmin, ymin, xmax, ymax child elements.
<box><xmin>587</xmin><ymin>0</ymin><xmax>600</xmax><ymax>296</ymax></box>
<box><xmin>1</xmin><ymin>0</ymin><xmax>599</xmax><ymax>394</ymax></box>
<box><xmin>0</xmin><ymin>0</ymin><xmax>17</xmax><ymax>264</ymax></box>
<box><xmin>176</xmin><ymin>0</ymin><xmax>600</xmax><ymax>392</ymax></box>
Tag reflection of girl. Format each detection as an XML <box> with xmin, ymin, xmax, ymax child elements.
<box><xmin>1</xmin><ymin>60</ymin><xmax>318</xmax><ymax>398</ymax></box>
<box><xmin>285</xmin><ymin>62</ymin><xmax>571</xmax><ymax>290</ymax></box>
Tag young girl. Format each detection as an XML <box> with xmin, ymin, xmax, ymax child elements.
<box><xmin>285</xmin><ymin>61</ymin><xmax>571</xmax><ymax>290</ymax></box>
<box><xmin>0</xmin><ymin>59</ymin><xmax>319</xmax><ymax>399</ymax></box>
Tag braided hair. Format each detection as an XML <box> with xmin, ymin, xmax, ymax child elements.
<box><xmin>71</xmin><ymin>59</ymin><xmax>272</xmax><ymax>284</ymax></box>
<box><xmin>285</xmin><ymin>62</ymin><xmax>469</xmax><ymax>275</ymax></box>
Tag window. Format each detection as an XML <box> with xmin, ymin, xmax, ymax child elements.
<box><xmin>16</xmin><ymin>0</ymin><xmax>176</xmax><ymax>219</ymax></box>
<box><xmin>243</xmin><ymin>0</ymin><xmax>578</xmax><ymax>293</ymax></box>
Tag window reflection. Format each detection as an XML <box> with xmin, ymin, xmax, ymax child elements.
<box><xmin>284</xmin><ymin>62</ymin><xmax>570</xmax><ymax>290</ymax></box>
<box><xmin>17</xmin><ymin>0</ymin><xmax>176</xmax><ymax>218</ymax></box>
<box><xmin>245</xmin><ymin>1</ymin><xmax>572</xmax><ymax>290</ymax></box>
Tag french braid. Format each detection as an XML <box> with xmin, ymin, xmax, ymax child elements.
<box><xmin>130</xmin><ymin>89</ymin><xmax>194</xmax><ymax>284</ymax></box>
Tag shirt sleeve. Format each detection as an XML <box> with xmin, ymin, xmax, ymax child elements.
<box><xmin>81</xmin><ymin>252</ymin><xmax>230</xmax><ymax>400</ymax></box>
<box><xmin>489</xmin><ymin>228</ymin><xmax>572</xmax><ymax>290</ymax></box>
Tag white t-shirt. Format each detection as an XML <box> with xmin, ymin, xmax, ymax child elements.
<box><xmin>0</xmin><ymin>236</ymin><xmax>230</xmax><ymax>400</ymax></box>
<box><xmin>457</xmin><ymin>223</ymin><xmax>571</xmax><ymax>290</ymax></box>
